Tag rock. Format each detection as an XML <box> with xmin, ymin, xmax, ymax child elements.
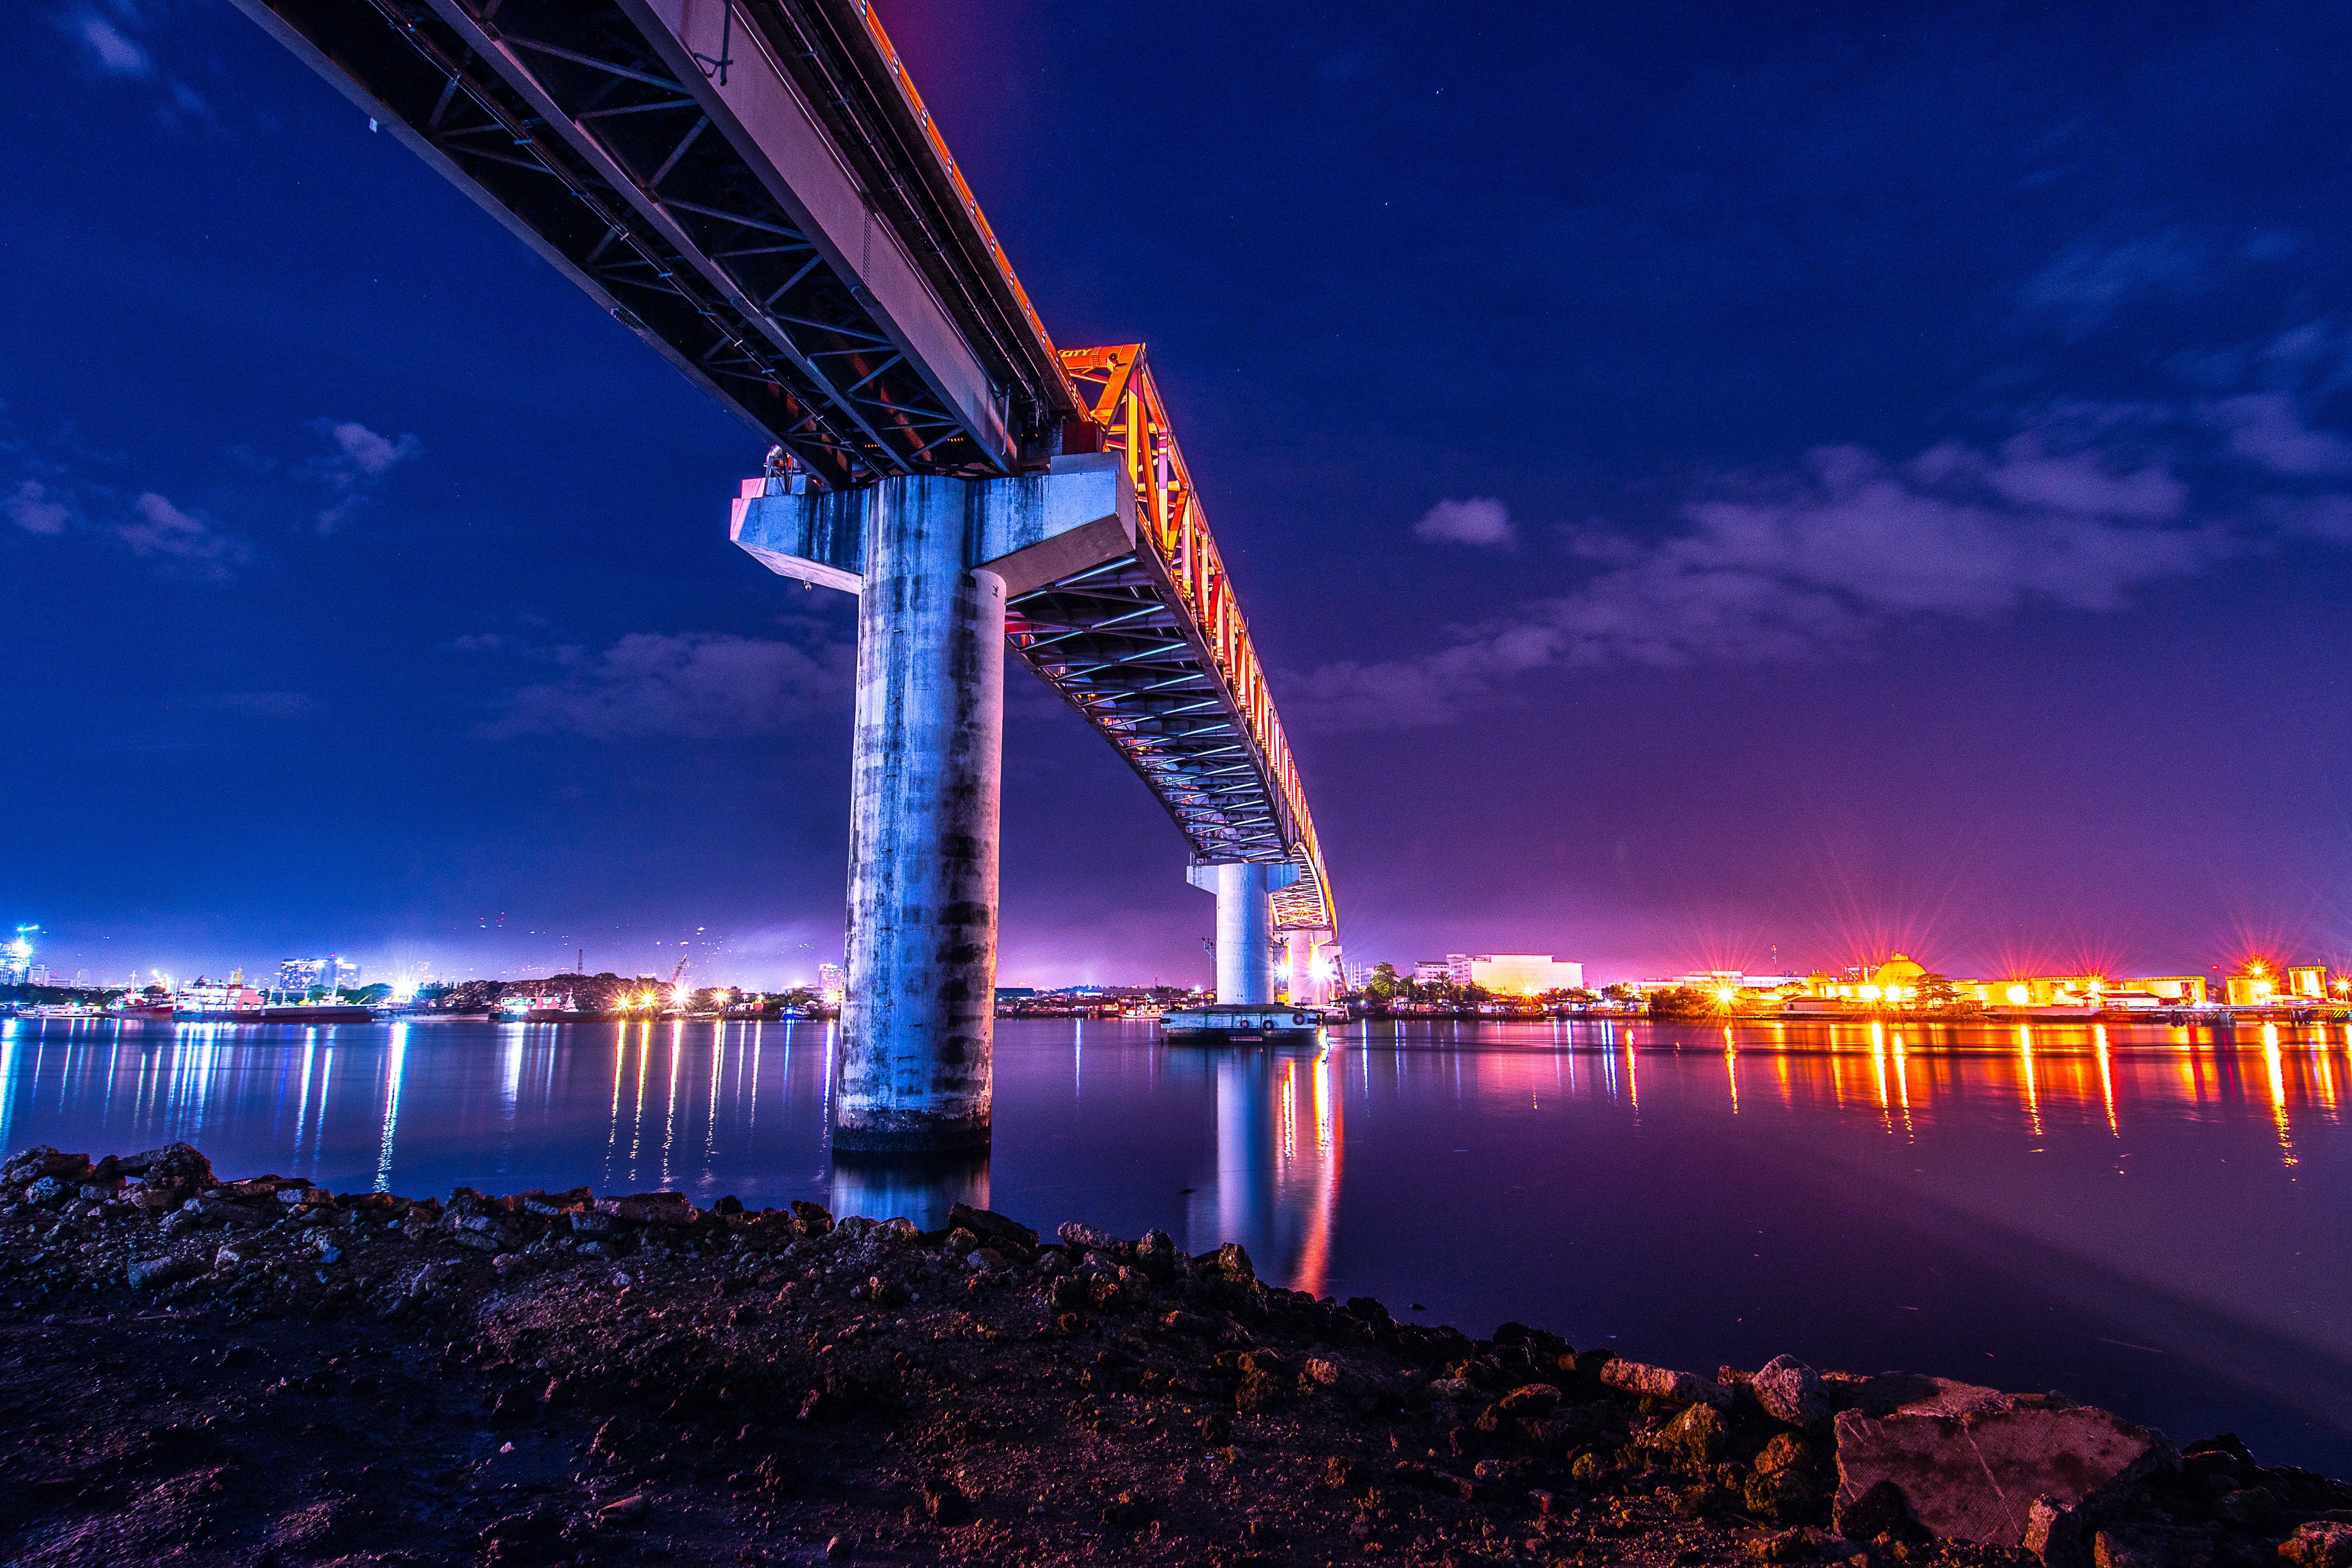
<box><xmin>125</xmin><ymin>1253</ymin><xmax>204</xmax><ymax>1290</ymax></box>
<box><xmin>1200</xmin><ymin>1241</ymin><xmax>1254</xmax><ymax>1280</ymax></box>
<box><xmin>789</xmin><ymin>1200</ymin><xmax>833</xmax><ymax>1237</ymax></box>
<box><xmin>1601</xmin><ymin>1359</ymin><xmax>1730</xmax><ymax>1408</ymax></box>
<box><xmin>1496</xmin><ymin>1383</ymin><xmax>1562</xmax><ymax>1416</ymax></box>
<box><xmin>2216</xmin><ymin>1490</ymin><xmax>2284</xmax><ymax>1530</ymax></box>
<box><xmin>1745</xmin><ymin>1465</ymin><xmax>1820</xmax><ymax>1525</ymax></box>
<box><xmin>949</xmin><ymin>1202</ymin><xmax>1037</xmax><ymax>1254</ymax></box>
<box><xmin>1755</xmin><ymin>1355</ymin><xmax>1833</xmax><ymax>1428</ymax></box>
<box><xmin>214</xmin><ymin>1243</ymin><xmax>249</xmax><ymax>1270</ymax></box>
<box><xmin>1134</xmin><ymin>1230</ymin><xmax>1180</xmax><ymax>1281</ymax></box>
<box><xmin>598</xmin><ymin>1493</ymin><xmax>648</xmax><ymax>1524</ymax></box>
<box><xmin>1833</xmin><ymin>1477</ymin><xmax>1912</xmax><ymax>1540</ymax></box>
<box><xmin>4</xmin><ymin>1147</ymin><xmax>92</xmax><ymax>1187</ymax></box>
<box><xmin>1656</xmin><ymin>1401</ymin><xmax>1730</xmax><ymax>1465</ymax></box>
<box><xmin>2280</xmin><ymin>1523</ymin><xmax>2352</xmax><ymax>1568</ymax></box>
<box><xmin>2092</xmin><ymin>1524</ymin><xmax>2220</xmax><ymax>1568</ymax></box>
<box><xmin>1426</xmin><ymin>1378</ymin><xmax>1479</xmax><ymax>1403</ymax></box>
<box><xmin>182</xmin><ymin>1196</ymin><xmax>267</xmax><ymax>1227</ymax></box>
<box><xmin>1057</xmin><ymin>1220</ymin><xmax>1129</xmax><ymax>1255</ymax></box>
<box><xmin>1834</xmin><ymin>1387</ymin><xmax>2175</xmax><ymax>1550</ymax></box>
<box><xmin>121</xmin><ymin>1143</ymin><xmax>212</xmax><ymax>1194</ymax></box>
<box><xmin>596</xmin><ymin>1194</ymin><xmax>695</xmax><ymax>1225</ymax></box>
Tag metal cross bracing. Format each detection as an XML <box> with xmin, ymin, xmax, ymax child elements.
<box><xmin>232</xmin><ymin>0</ymin><xmax>1335</xmax><ymax>935</ymax></box>
<box><xmin>1013</xmin><ymin>345</ymin><xmax>1334</xmax><ymax>936</ymax></box>
<box><xmin>232</xmin><ymin>0</ymin><xmax>1078</xmax><ymax>486</ymax></box>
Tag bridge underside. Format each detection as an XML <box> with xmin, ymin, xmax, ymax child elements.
<box><xmin>236</xmin><ymin>0</ymin><xmax>1341</xmax><ymax>1147</ymax></box>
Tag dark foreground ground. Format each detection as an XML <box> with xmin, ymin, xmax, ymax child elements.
<box><xmin>2</xmin><ymin>1142</ymin><xmax>2348</xmax><ymax>1568</ymax></box>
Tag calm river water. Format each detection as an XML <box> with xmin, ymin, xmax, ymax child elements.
<box><xmin>4</xmin><ymin>1014</ymin><xmax>2349</xmax><ymax>1471</ymax></box>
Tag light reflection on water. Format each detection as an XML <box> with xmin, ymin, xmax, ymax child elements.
<box><xmin>4</xmin><ymin>1014</ymin><xmax>2352</xmax><ymax>1470</ymax></box>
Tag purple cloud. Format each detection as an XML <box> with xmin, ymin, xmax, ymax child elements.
<box><xmin>1295</xmin><ymin>429</ymin><xmax>2248</xmax><ymax>732</ymax></box>
<box><xmin>482</xmin><ymin>632</ymin><xmax>853</xmax><ymax>740</ymax></box>
<box><xmin>1414</xmin><ymin>497</ymin><xmax>1515</xmax><ymax>547</ymax></box>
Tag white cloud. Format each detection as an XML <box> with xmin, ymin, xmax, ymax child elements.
<box><xmin>483</xmin><ymin>632</ymin><xmax>853</xmax><ymax>740</ymax></box>
<box><xmin>1413</xmin><ymin>496</ymin><xmax>1514</xmax><ymax>547</ymax></box>
<box><xmin>75</xmin><ymin>15</ymin><xmax>150</xmax><ymax>75</ymax></box>
<box><xmin>113</xmin><ymin>491</ymin><xmax>255</xmax><ymax>579</ymax></box>
<box><xmin>304</xmin><ymin>418</ymin><xmax>421</xmax><ymax>533</ymax></box>
<box><xmin>7</xmin><ymin>480</ymin><xmax>72</xmax><ymax>535</ymax></box>
<box><xmin>320</xmin><ymin>420</ymin><xmax>419</xmax><ymax>477</ymax></box>
<box><xmin>2199</xmin><ymin>392</ymin><xmax>2352</xmax><ymax>477</ymax></box>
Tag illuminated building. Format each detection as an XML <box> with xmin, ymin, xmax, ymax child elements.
<box><xmin>2223</xmin><ymin>962</ymin><xmax>2332</xmax><ymax>1006</ymax></box>
<box><xmin>1466</xmin><ymin>955</ymin><xmax>1584</xmax><ymax>994</ymax></box>
<box><xmin>1413</xmin><ymin>956</ymin><xmax>1471</xmax><ymax>984</ymax></box>
<box><xmin>818</xmin><ymin>963</ymin><xmax>846</xmax><ymax>1005</ymax></box>
<box><xmin>1809</xmin><ymin>954</ymin><xmax>1931</xmax><ymax>1006</ymax></box>
<box><xmin>2</xmin><ymin>926</ymin><xmax>37</xmax><ymax>985</ymax></box>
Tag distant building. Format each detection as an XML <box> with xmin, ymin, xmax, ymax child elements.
<box><xmin>2</xmin><ymin>927</ymin><xmax>37</xmax><ymax>986</ymax></box>
<box><xmin>1466</xmin><ymin>955</ymin><xmax>1584</xmax><ymax>995</ymax></box>
<box><xmin>818</xmin><ymin>964</ymin><xmax>846</xmax><ymax>1004</ymax></box>
<box><xmin>995</xmin><ymin>987</ymin><xmax>1038</xmax><ymax>1002</ymax></box>
<box><xmin>279</xmin><ymin>955</ymin><xmax>360</xmax><ymax>995</ymax></box>
<box><xmin>1412</xmin><ymin>959</ymin><xmax>1456</xmax><ymax>984</ymax></box>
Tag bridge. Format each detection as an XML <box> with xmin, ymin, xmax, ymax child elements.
<box><xmin>231</xmin><ymin>0</ymin><xmax>1337</xmax><ymax>1151</ymax></box>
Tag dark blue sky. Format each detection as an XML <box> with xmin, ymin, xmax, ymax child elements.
<box><xmin>5</xmin><ymin>0</ymin><xmax>2350</xmax><ymax>990</ymax></box>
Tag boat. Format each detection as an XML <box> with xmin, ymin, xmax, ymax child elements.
<box><xmin>1160</xmin><ymin>1002</ymin><xmax>1325</xmax><ymax>1045</ymax></box>
<box><xmin>174</xmin><ymin>977</ymin><xmax>267</xmax><ymax>1022</ymax></box>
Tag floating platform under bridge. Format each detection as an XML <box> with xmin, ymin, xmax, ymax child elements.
<box><xmin>1161</xmin><ymin>1003</ymin><xmax>1332</xmax><ymax>1045</ymax></box>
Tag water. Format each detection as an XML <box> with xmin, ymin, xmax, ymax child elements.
<box><xmin>4</xmin><ymin>1013</ymin><xmax>2350</xmax><ymax>1472</ymax></box>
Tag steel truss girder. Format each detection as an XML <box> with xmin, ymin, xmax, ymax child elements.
<box><xmin>228</xmin><ymin>0</ymin><xmax>1083</xmax><ymax>486</ymax></box>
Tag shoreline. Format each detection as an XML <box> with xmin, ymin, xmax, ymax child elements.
<box><xmin>2</xmin><ymin>1141</ymin><xmax>2345</xmax><ymax>1568</ymax></box>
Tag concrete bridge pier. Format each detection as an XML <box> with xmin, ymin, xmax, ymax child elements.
<box><xmin>837</xmin><ymin>480</ymin><xmax>1007</xmax><ymax>1153</ymax></box>
<box><xmin>731</xmin><ymin>455</ymin><xmax>1138</xmax><ymax>1152</ymax></box>
<box><xmin>1188</xmin><ymin>861</ymin><xmax>1301</xmax><ymax>1004</ymax></box>
<box><xmin>1284</xmin><ymin>929</ymin><xmax>1334</xmax><ymax>1005</ymax></box>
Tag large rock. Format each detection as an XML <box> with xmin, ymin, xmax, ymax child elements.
<box><xmin>2280</xmin><ymin>1522</ymin><xmax>2352</xmax><ymax>1568</ymax></box>
<box><xmin>126</xmin><ymin>1253</ymin><xmax>204</xmax><ymax>1290</ymax></box>
<box><xmin>950</xmin><ymin>1202</ymin><xmax>1037</xmax><ymax>1254</ymax></box>
<box><xmin>1753</xmin><ymin>1354</ymin><xmax>1833</xmax><ymax>1428</ymax></box>
<box><xmin>1601</xmin><ymin>1359</ymin><xmax>1730</xmax><ymax>1408</ymax></box>
<box><xmin>1833</xmin><ymin>1385</ymin><xmax>2174</xmax><ymax>1553</ymax></box>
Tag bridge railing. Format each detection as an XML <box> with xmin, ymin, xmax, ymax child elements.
<box><xmin>1058</xmin><ymin>345</ymin><xmax>1333</xmax><ymax>935</ymax></box>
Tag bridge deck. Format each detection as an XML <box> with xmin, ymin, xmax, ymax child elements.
<box><xmin>232</xmin><ymin>0</ymin><xmax>1332</xmax><ymax>933</ymax></box>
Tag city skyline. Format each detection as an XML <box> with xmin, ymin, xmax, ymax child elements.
<box><xmin>7</xmin><ymin>2</ymin><xmax>2352</xmax><ymax>988</ymax></box>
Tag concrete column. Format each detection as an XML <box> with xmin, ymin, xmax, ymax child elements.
<box><xmin>1187</xmin><ymin>861</ymin><xmax>1299</xmax><ymax>1004</ymax></box>
<box><xmin>837</xmin><ymin>477</ymin><xmax>1004</xmax><ymax>1152</ymax></box>
<box><xmin>1284</xmin><ymin>930</ymin><xmax>1318</xmax><ymax>1005</ymax></box>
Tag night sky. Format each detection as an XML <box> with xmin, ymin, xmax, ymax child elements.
<box><xmin>5</xmin><ymin>1</ymin><xmax>2350</xmax><ymax>991</ymax></box>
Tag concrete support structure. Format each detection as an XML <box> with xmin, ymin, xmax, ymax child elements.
<box><xmin>837</xmin><ymin>481</ymin><xmax>1007</xmax><ymax>1152</ymax></box>
<box><xmin>733</xmin><ymin>458</ymin><xmax>1137</xmax><ymax>1154</ymax></box>
<box><xmin>1187</xmin><ymin>861</ymin><xmax>1300</xmax><ymax>1004</ymax></box>
<box><xmin>1284</xmin><ymin>929</ymin><xmax>1335</xmax><ymax>1005</ymax></box>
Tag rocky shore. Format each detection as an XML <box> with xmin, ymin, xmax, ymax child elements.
<box><xmin>2</xmin><ymin>1142</ymin><xmax>2347</xmax><ymax>1568</ymax></box>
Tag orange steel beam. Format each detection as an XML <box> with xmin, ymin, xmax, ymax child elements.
<box><xmin>1058</xmin><ymin>344</ymin><xmax>1333</xmax><ymax>935</ymax></box>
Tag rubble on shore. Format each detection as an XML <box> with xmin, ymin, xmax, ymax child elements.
<box><xmin>1</xmin><ymin>1140</ymin><xmax>2346</xmax><ymax>1568</ymax></box>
